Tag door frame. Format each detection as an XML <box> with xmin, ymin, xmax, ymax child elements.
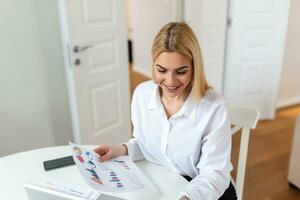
<box><xmin>57</xmin><ymin>0</ymin><xmax>81</xmax><ymax>142</ymax></box>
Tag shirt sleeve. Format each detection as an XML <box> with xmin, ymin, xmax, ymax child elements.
<box><xmin>180</xmin><ymin>103</ymin><xmax>232</xmax><ymax>200</ymax></box>
<box><xmin>124</xmin><ymin>88</ymin><xmax>145</xmax><ymax>161</ymax></box>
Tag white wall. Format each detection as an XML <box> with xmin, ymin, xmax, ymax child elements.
<box><xmin>0</xmin><ymin>0</ymin><xmax>72</xmax><ymax>157</ymax></box>
<box><xmin>277</xmin><ymin>0</ymin><xmax>300</xmax><ymax>108</ymax></box>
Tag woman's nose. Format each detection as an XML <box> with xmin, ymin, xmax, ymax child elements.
<box><xmin>166</xmin><ymin>72</ymin><xmax>176</xmax><ymax>85</ymax></box>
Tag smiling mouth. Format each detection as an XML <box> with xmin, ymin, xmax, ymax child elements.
<box><xmin>164</xmin><ymin>85</ymin><xmax>181</xmax><ymax>92</ymax></box>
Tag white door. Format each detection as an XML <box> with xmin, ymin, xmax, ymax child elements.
<box><xmin>224</xmin><ymin>0</ymin><xmax>290</xmax><ymax>119</ymax></box>
<box><xmin>58</xmin><ymin>0</ymin><xmax>131</xmax><ymax>145</ymax></box>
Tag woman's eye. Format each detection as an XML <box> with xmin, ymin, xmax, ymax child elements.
<box><xmin>158</xmin><ymin>69</ymin><xmax>166</xmax><ymax>73</ymax></box>
<box><xmin>176</xmin><ymin>70</ymin><xmax>187</xmax><ymax>75</ymax></box>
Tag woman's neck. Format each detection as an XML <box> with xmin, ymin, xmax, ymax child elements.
<box><xmin>159</xmin><ymin>88</ymin><xmax>189</xmax><ymax>104</ymax></box>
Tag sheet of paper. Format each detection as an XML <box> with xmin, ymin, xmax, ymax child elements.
<box><xmin>70</xmin><ymin>142</ymin><xmax>153</xmax><ymax>193</ymax></box>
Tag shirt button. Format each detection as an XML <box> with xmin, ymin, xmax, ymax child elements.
<box><xmin>166</xmin><ymin>124</ymin><xmax>170</xmax><ymax>131</ymax></box>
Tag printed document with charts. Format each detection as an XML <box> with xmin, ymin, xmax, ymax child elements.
<box><xmin>70</xmin><ymin>142</ymin><xmax>153</xmax><ymax>193</ymax></box>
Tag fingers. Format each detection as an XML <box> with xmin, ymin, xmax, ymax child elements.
<box><xmin>100</xmin><ymin>150</ymin><xmax>113</xmax><ymax>161</ymax></box>
<box><xmin>94</xmin><ymin>145</ymin><xmax>113</xmax><ymax>161</ymax></box>
<box><xmin>93</xmin><ymin>145</ymin><xmax>123</xmax><ymax>162</ymax></box>
<box><xmin>94</xmin><ymin>145</ymin><xmax>108</xmax><ymax>155</ymax></box>
<box><xmin>96</xmin><ymin>148</ymin><xmax>107</xmax><ymax>156</ymax></box>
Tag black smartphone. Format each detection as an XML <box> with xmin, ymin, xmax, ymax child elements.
<box><xmin>43</xmin><ymin>155</ymin><xmax>75</xmax><ymax>171</ymax></box>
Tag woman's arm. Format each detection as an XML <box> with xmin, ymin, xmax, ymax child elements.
<box><xmin>180</xmin><ymin>103</ymin><xmax>232</xmax><ymax>200</ymax></box>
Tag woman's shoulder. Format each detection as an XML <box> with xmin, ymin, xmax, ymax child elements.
<box><xmin>133</xmin><ymin>80</ymin><xmax>156</xmax><ymax>95</ymax></box>
<box><xmin>193</xmin><ymin>90</ymin><xmax>228</xmax><ymax>119</ymax></box>
<box><xmin>201</xmin><ymin>89</ymin><xmax>227</xmax><ymax>107</ymax></box>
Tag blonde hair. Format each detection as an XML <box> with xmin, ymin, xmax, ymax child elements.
<box><xmin>151</xmin><ymin>22</ymin><xmax>211</xmax><ymax>100</ymax></box>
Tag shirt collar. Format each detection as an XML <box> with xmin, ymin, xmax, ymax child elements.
<box><xmin>173</xmin><ymin>93</ymin><xmax>197</xmax><ymax>121</ymax></box>
<box><xmin>147</xmin><ymin>84</ymin><xmax>161</xmax><ymax>110</ymax></box>
<box><xmin>147</xmin><ymin>84</ymin><xmax>197</xmax><ymax>121</ymax></box>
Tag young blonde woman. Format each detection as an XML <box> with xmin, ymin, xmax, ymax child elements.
<box><xmin>94</xmin><ymin>22</ymin><xmax>237</xmax><ymax>200</ymax></box>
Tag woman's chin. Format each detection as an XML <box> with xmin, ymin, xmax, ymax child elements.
<box><xmin>163</xmin><ymin>90</ymin><xmax>181</xmax><ymax>98</ymax></box>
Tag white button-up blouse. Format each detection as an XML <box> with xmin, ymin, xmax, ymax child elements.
<box><xmin>125</xmin><ymin>80</ymin><xmax>232</xmax><ymax>200</ymax></box>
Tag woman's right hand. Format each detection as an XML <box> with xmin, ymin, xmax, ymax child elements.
<box><xmin>94</xmin><ymin>144</ymin><xmax>128</xmax><ymax>162</ymax></box>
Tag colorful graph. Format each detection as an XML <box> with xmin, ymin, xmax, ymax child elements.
<box><xmin>109</xmin><ymin>171</ymin><xmax>124</xmax><ymax>188</ymax></box>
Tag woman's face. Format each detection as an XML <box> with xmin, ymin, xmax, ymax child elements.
<box><xmin>154</xmin><ymin>52</ymin><xmax>193</xmax><ymax>99</ymax></box>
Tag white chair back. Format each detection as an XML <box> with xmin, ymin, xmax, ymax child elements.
<box><xmin>228</xmin><ymin>106</ymin><xmax>260</xmax><ymax>200</ymax></box>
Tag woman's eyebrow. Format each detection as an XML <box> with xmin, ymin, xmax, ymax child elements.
<box><xmin>156</xmin><ymin>64</ymin><xmax>166</xmax><ymax>69</ymax></box>
<box><xmin>156</xmin><ymin>64</ymin><xmax>189</xmax><ymax>70</ymax></box>
<box><xmin>176</xmin><ymin>66</ymin><xmax>189</xmax><ymax>70</ymax></box>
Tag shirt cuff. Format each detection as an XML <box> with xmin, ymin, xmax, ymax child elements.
<box><xmin>123</xmin><ymin>138</ymin><xmax>144</xmax><ymax>161</ymax></box>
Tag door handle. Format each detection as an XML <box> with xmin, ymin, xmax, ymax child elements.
<box><xmin>73</xmin><ymin>45</ymin><xmax>94</xmax><ymax>53</ymax></box>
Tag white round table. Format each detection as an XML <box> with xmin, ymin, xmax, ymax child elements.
<box><xmin>0</xmin><ymin>146</ymin><xmax>188</xmax><ymax>200</ymax></box>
